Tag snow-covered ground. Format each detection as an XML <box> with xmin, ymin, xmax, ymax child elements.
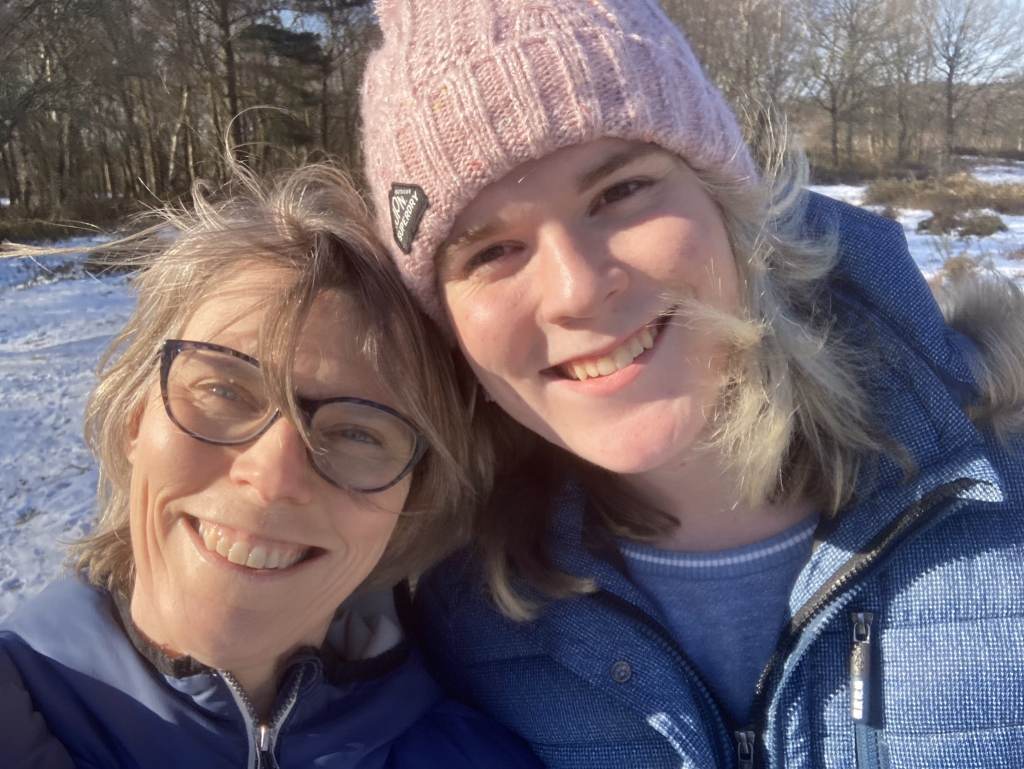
<box><xmin>0</xmin><ymin>242</ymin><xmax>134</xmax><ymax>619</ymax></box>
<box><xmin>1</xmin><ymin>163</ymin><xmax>1023</xmax><ymax>620</ymax></box>
<box><xmin>958</xmin><ymin>156</ymin><xmax>1024</xmax><ymax>185</ymax></box>
<box><xmin>807</xmin><ymin>172</ymin><xmax>1024</xmax><ymax>282</ymax></box>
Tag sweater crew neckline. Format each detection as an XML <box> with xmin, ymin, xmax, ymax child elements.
<box><xmin>619</xmin><ymin>515</ymin><xmax>818</xmax><ymax>579</ymax></box>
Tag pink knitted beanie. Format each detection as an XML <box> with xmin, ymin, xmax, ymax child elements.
<box><xmin>361</xmin><ymin>0</ymin><xmax>757</xmax><ymax>324</ymax></box>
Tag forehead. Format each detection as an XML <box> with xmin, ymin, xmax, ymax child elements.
<box><xmin>180</xmin><ymin>267</ymin><xmax>389</xmax><ymax>402</ymax></box>
<box><xmin>450</xmin><ymin>138</ymin><xmax>671</xmax><ymax>225</ymax></box>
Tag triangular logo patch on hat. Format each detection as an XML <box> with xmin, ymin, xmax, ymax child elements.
<box><xmin>389</xmin><ymin>183</ymin><xmax>430</xmax><ymax>254</ymax></box>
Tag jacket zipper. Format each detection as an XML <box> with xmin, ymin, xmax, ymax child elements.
<box><xmin>735</xmin><ymin>477</ymin><xmax>976</xmax><ymax>768</ymax></box>
<box><xmin>735</xmin><ymin>729</ymin><xmax>755</xmax><ymax>769</ymax></box>
<box><xmin>221</xmin><ymin>667</ymin><xmax>305</xmax><ymax>769</ymax></box>
<box><xmin>849</xmin><ymin>611</ymin><xmax>874</xmax><ymax>723</ymax></box>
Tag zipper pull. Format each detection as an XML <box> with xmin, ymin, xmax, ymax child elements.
<box><xmin>734</xmin><ymin>729</ymin><xmax>756</xmax><ymax>769</ymax></box>
<box><xmin>850</xmin><ymin>612</ymin><xmax>874</xmax><ymax>723</ymax></box>
<box><xmin>257</xmin><ymin>723</ymin><xmax>271</xmax><ymax>751</ymax></box>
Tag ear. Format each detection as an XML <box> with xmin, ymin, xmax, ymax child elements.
<box><xmin>125</xmin><ymin>403</ymin><xmax>145</xmax><ymax>465</ymax></box>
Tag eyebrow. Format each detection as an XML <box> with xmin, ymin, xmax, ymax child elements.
<box><xmin>575</xmin><ymin>144</ymin><xmax>663</xmax><ymax>193</ymax></box>
<box><xmin>438</xmin><ymin>145</ymin><xmax>664</xmax><ymax>267</ymax></box>
<box><xmin>438</xmin><ymin>220</ymin><xmax>504</xmax><ymax>268</ymax></box>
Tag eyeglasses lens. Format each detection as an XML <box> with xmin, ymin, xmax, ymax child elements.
<box><xmin>164</xmin><ymin>344</ymin><xmax>420</xmax><ymax>491</ymax></box>
<box><xmin>166</xmin><ymin>347</ymin><xmax>273</xmax><ymax>442</ymax></box>
<box><xmin>309</xmin><ymin>402</ymin><xmax>418</xmax><ymax>492</ymax></box>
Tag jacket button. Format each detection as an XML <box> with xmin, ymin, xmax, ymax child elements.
<box><xmin>610</xmin><ymin>660</ymin><xmax>632</xmax><ymax>683</ymax></box>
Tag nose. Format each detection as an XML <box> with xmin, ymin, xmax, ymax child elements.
<box><xmin>229</xmin><ymin>417</ymin><xmax>315</xmax><ymax>506</ymax></box>
<box><xmin>536</xmin><ymin>223</ymin><xmax>627</xmax><ymax>325</ymax></box>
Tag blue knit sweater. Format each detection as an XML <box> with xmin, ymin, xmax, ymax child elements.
<box><xmin>414</xmin><ymin>195</ymin><xmax>1024</xmax><ymax>769</ymax></box>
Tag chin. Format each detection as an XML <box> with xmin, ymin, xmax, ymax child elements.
<box><xmin>564</xmin><ymin>418</ymin><xmax>702</xmax><ymax>476</ymax></box>
<box><xmin>175</xmin><ymin>606</ymin><xmax>278</xmax><ymax>664</ymax></box>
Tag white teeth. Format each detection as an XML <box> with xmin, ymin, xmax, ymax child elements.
<box><xmin>227</xmin><ymin>541</ymin><xmax>248</xmax><ymax>565</ymax></box>
<box><xmin>216</xmin><ymin>537</ymin><xmax>231</xmax><ymax>558</ymax></box>
<box><xmin>571</xmin><ymin>362</ymin><xmax>590</xmax><ymax>381</ymax></box>
<box><xmin>246</xmin><ymin>546</ymin><xmax>268</xmax><ymax>570</ymax></box>
<box><xmin>612</xmin><ymin>344</ymin><xmax>634</xmax><ymax>369</ymax></box>
<box><xmin>202</xmin><ymin>524</ymin><xmax>218</xmax><ymax>552</ymax></box>
<box><xmin>193</xmin><ymin>519</ymin><xmax>308</xmax><ymax>571</ymax></box>
<box><xmin>561</xmin><ymin>322</ymin><xmax>661</xmax><ymax>381</ymax></box>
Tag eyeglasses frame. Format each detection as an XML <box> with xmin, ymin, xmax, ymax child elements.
<box><xmin>158</xmin><ymin>339</ymin><xmax>428</xmax><ymax>493</ymax></box>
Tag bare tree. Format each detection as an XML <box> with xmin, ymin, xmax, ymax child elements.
<box><xmin>662</xmin><ymin>0</ymin><xmax>808</xmax><ymax>156</ymax></box>
<box><xmin>877</xmin><ymin>0</ymin><xmax>934</xmax><ymax>163</ymax></box>
<box><xmin>930</xmin><ymin>0</ymin><xmax>1024</xmax><ymax>164</ymax></box>
<box><xmin>801</xmin><ymin>0</ymin><xmax>888</xmax><ymax>168</ymax></box>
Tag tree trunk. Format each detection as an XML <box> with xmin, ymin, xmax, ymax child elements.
<box><xmin>217</xmin><ymin>0</ymin><xmax>243</xmax><ymax>156</ymax></box>
<box><xmin>1</xmin><ymin>142</ymin><xmax>22</xmax><ymax>209</ymax></box>
<box><xmin>166</xmin><ymin>85</ymin><xmax>191</xmax><ymax>189</ymax></box>
<box><xmin>845</xmin><ymin>116</ymin><xmax>854</xmax><ymax>166</ymax></box>
<box><xmin>320</xmin><ymin>57</ymin><xmax>331</xmax><ymax>151</ymax></box>
<box><xmin>943</xmin><ymin>71</ymin><xmax>956</xmax><ymax>169</ymax></box>
<box><xmin>830</xmin><ymin>91</ymin><xmax>840</xmax><ymax>169</ymax></box>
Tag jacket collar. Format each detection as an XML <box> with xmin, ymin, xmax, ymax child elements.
<box><xmin>111</xmin><ymin>585</ymin><xmax>413</xmax><ymax>686</ymax></box>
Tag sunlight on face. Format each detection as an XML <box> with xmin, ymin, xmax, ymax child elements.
<box><xmin>441</xmin><ymin>138</ymin><xmax>740</xmax><ymax>478</ymax></box>
<box><xmin>127</xmin><ymin>267</ymin><xmax>408</xmax><ymax>674</ymax></box>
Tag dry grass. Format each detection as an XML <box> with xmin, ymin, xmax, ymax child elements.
<box><xmin>865</xmin><ymin>174</ymin><xmax>1024</xmax><ymax>216</ymax></box>
<box><xmin>917</xmin><ymin>210</ymin><xmax>1008</xmax><ymax>238</ymax></box>
<box><xmin>939</xmin><ymin>254</ymin><xmax>985</xmax><ymax>282</ymax></box>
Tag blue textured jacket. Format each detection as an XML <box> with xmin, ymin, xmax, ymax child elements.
<box><xmin>414</xmin><ymin>195</ymin><xmax>1024</xmax><ymax>769</ymax></box>
<box><xmin>0</xmin><ymin>578</ymin><xmax>542</xmax><ymax>769</ymax></box>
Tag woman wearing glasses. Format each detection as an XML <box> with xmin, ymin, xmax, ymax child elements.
<box><xmin>0</xmin><ymin>165</ymin><xmax>540</xmax><ymax>768</ymax></box>
<box><xmin>359</xmin><ymin>0</ymin><xmax>1024</xmax><ymax>767</ymax></box>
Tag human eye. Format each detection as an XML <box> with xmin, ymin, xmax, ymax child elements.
<box><xmin>462</xmin><ymin>242</ymin><xmax>521</xmax><ymax>275</ymax></box>
<box><xmin>205</xmin><ymin>382</ymin><xmax>241</xmax><ymax>401</ymax></box>
<box><xmin>191</xmin><ymin>378</ymin><xmax>262</xmax><ymax>414</ymax></box>
<box><xmin>588</xmin><ymin>178</ymin><xmax>653</xmax><ymax>215</ymax></box>
<box><xmin>323</xmin><ymin>424</ymin><xmax>385</xmax><ymax>448</ymax></box>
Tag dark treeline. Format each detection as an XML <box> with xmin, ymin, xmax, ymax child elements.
<box><xmin>1</xmin><ymin>0</ymin><xmax>1023</xmax><ymax>229</ymax></box>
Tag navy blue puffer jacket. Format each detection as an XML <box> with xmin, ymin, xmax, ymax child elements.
<box><xmin>0</xmin><ymin>577</ymin><xmax>542</xmax><ymax>769</ymax></box>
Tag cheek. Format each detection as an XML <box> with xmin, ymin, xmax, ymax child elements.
<box><xmin>618</xmin><ymin>212</ymin><xmax>739</xmax><ymax>310</ymax></box>
<box><xmin>328</xmin><ymin>480</ymin><xmax>406</xmax><ymax>546</ymax></box>
<box><xmin>445</xmin><ymin>283</ymin><xmax>535</xmax><ymax>378</ymax></box>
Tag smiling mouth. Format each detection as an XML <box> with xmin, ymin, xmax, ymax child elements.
<box><xmin>187</xmin><ymin>516</ymin><xmax>321</xmax><ymax>571</ymax></box>
<box><xmin>556</xmin><ymin>313</ymin><xmax>670</xmax><ymax>381</ymax></box>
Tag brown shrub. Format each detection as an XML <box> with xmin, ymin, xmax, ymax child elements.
<box><xmin>865</xmin><ymin>175</ymin><xmax>1024</xmax><ymax>215</ymax></box>
<box><xmin>959</xmin><ymin>213</ymin><xmax>1008</xmax><ymax>238</ymax></box>
<box><xmin>916</xmin><ymin>209</ymin><xmax>1007</xmax><ymax>238</ymax></box>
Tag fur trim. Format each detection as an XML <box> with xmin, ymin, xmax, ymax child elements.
<box><xmin>932</xmin><ymin>272</ymin><xmax>1024</xmax><ymax>439</ymax></box>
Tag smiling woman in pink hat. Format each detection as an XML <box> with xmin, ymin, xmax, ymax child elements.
<box><xmin>360</xmin><ymin>1</ymin><xmax>1024</xmax><ymax>767</ymax></box>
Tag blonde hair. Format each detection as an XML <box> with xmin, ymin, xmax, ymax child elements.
<box><xmin>20</xmin><ymin>164</ymin><xmax>476</xmax><ymax>596</ymax></box>
<box><xmin>467</xmin><ymin>136</ymin><xmax>895</xmax><ymax>620</ymax></box>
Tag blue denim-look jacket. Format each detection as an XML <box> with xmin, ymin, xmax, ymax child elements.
<box><xmin>414</xmin><ymin>194</ymin><xmax>1024</xmax><ymax>768</ymax></box>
